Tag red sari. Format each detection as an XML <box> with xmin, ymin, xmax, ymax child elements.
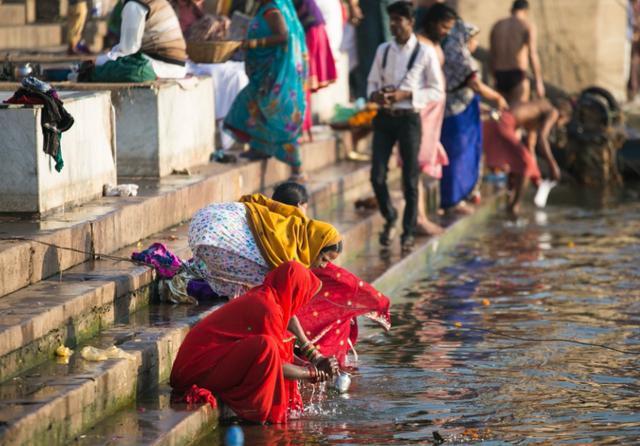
<box><xmin>170</xmin><ymin>261</ymin><xmax>321</xmax><ymax>424</ymax></box>
<box><xmin>298</xmin><ymin>263</ymin><xmax>391</xmax><ymax>367</ymax></box>
<box><xmin>483</xmin><ymin>111</ymin><xmax>541</xmax><ymax>183</ymax></box>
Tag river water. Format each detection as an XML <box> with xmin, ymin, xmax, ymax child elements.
<box><xmin>207</xmin><ymin>191</ymin><xmax>640</xmax><ymax>445</ymax></box>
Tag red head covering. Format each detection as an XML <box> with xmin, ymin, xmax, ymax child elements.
<box><xmin>170</xmin><ymin>261</ymin><xmax>320</xmax><ymax>424</ymax></box>
<box><xmin>298</xmin><ymin>263</ymin><xmax>391</xmax><ymax>366</ymax></box>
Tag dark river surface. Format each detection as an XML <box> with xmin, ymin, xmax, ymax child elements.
<box><xmin>205</xmin><ymin>190</ymin><xmax>640</xmax><ymax>445</ymax></box>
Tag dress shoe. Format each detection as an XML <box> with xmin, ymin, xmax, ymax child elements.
<box><xmin>379</xmin><ymin>220</ymin><xmax>397</xmax><ymax>246</ymax></box>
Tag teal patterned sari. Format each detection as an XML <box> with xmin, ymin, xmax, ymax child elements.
<box><xmin>224</xmin><ymin>0</ymin><xmax>308</xmax><ymax>167</ymax></box>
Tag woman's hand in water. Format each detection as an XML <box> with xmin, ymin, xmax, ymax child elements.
<box><xmin>314</xmin><ymin>356</ymin><xmax>340</xmax><ymax>376</ymax></box>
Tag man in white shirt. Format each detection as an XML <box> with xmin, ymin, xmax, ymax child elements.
<box><xmin>95</xmin><ymin>0</ymin><xmax>187</xmax><ymax>79</ymax></box>
<box><xmin>367</xmin><ymin>0</ymin><xmax>444</xmax><ymax>250</ymax></box>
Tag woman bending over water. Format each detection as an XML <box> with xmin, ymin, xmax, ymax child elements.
<box><xmin>170</xmin><ymin>261</ymin><xmax>330</xmax><ymax>423</ymax></box>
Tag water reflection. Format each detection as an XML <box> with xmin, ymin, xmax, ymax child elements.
<box><xmin>200</xmin><ymin>197</ymin><xmax>640</xmax><ymax>445</ymax></box>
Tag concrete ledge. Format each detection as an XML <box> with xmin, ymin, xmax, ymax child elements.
<box><xmin>108</xmin><ymin>78</ymin><xmax>215</xmax><ymax>177</ymax></box>
<box><xmin>0</xmin><ymin>90</ymin><xmax>117</xmax><ymax>215</ymax></box>
<box><xmin>0</xmin><ymin>131</ymin><xmax>345</xmax><ymax>299</ymax></box>
<box><xmin>0</xmin><ymin>314</ymin><xmax>201</xmax><ymax>446</ymax></box>
<box><xmin>0</xmin><ymin>4</ymin><xmax>27</xmax><ymax>25</ymax></box>
<box><xmin>0</xmin><ymin>23</ymin><xmax>62</xmax><ymax>49</ymax></box>
<box><xmin>0</xmin><ymin>79</ymin><xmax>215</xmax><ymax>178</ymax></box>
<box><xmin>369</xmin><ymin>193</ymin><xmax>504</xmax><ymax>295</ymax></box>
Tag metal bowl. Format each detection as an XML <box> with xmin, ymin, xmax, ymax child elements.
<box><xmin>13</xmin><ymin>63</ymin><xmax>33</xmax><ymax>80</ymax></box>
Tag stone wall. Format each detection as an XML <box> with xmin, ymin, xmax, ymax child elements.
<box><xmin>451</xmin><ymin>0</ymin><xmax>628</xmax><ymax>99</ymax></box>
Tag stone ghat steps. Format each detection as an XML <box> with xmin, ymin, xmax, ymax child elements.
<box><xmin>70</xmin><ymin>188</ymin><xmax>501</xmax><ymax>446</ymax></box>
<box><xmin>0</xmin><ymin>23</ymin><xmax>63</xmax><ymax>50</ymax></box>
<box><xmin>0</xmin><ymin>163</ymin><xmax>391</xmax><ymax>446</ymax></box>
<box><xmin>69</xmin><ymin>385</ymin><xmax>216</xmax><ymax>446</ymax></box>
<box><xmin>0</xmin><ymin>131</ymin><xmax>346</xmax><ymax>299</ymax></box>
<box><xmin>0</xmin><ymin>159</ymin><xmax>376</xmax><ymax>383</ymax></box>
<box><xmin>0</xmin><ymin>3</ymin><xmax>27</xmax><ymax>26</ymax></box>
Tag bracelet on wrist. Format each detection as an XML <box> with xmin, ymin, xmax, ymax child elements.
<box><xmin>306</xmin><ymin>365</ymin><xmax>318</xmax><ymax>383</ymax></box>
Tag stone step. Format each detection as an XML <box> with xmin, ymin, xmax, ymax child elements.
<box><xmin>3</xmin><ymin>0</ymin><xmax>36</xmax><ymax>23</ymax></box>
<box><xmin>70</xmin><ymin>186</ymin><xmax>498</xmax><ymax>446</ymax></box>
<box><xmin>0</xmin><ymin>23</ymin><xmax>63</xmax><ymax>50</ymax></box>
<box><xmin>0</xmin><ymin>130</ymin><xmax>350</xmax><ymax>299</ymax></box>
<box><xmin>0</xmin><ymin>301</ymin><xmax>221</xmax><ymax>446</ymax></box>
<box><xmin>0</xmin><ymin>4</ymin><xmax>27</xmax><ymax>25</ymax></box>
<box><xmin>0</xmin><ymin>160</ymin><xmax>375</xmax><ymax>383</ymax></box>
<box><xmin>69</xmin><ymin>385</ymin><xmax>216</xmax><ymax>446</ymax></box>
<box><xmin>0</xmin><ymin>162</ymin><xmax>387</xmax><ymax>446</ymax></box>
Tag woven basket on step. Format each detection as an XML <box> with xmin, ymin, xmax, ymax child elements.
<box><xmin>187</xmin><ymin>40</ymin><xmax>242</xmax><ymax>63</ymax></box>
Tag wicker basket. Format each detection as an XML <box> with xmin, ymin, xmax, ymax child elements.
<box><xmin>186</xmin><ymin>40</ymin><xmax>242</xmax><ymax>63</ymax></box>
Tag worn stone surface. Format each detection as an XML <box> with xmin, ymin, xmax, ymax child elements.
<box><xmin>35</xmin><ymin>0</ymin><xmax>68</xmax><ymax>20</ymax></box>
<box><xmin>0</xmin><ymin>4</ymin><xmax>27</xmax><ymax>25</ymax></box>
<box><xmin>110</xmin><ymin>79</ymin><xmax>215</xmax><ymax>177</ymax></box>
<box><xmin>0</xmin><ymin>23</ymin><xmax>62</xmax><ymax>49</ymax></box>
<box><xmin>0</xmin><ymin>91</ymin><xmax>117</xmax><ymax>214</ymax></box>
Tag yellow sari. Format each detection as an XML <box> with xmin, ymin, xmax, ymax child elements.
<box><xmin>240</xmin><ymin>194</ymin><xmax>341</xmax><ymax>268</ymax></box>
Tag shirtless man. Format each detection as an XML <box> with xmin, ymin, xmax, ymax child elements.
<box><xmin>489</xmin><ymin>0</ymin><xmax>544</xmax><ymax>104</ymax></box>
<box><xmin>484</xmin><ymin>99</ymin><xmax>566</xmax><ymax>216</ymax></box>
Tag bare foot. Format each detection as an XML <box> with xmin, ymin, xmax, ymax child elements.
<box><xmin>507</xmin><ymin>202</ymin><xmax>520</xmax><ymax>218</ymax></box>
<box><xmin>416</xmin><ymin>219</ymin><xmax>444</xmax><ymax>236</ymax></box>
<box><xmin>446</xmin><ymin>202</ymin><xmax>475</xmax><ymax>216</ymax></box>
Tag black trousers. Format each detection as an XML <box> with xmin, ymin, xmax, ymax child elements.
<box><xmin>370</xmin><ymin>110</ymin><xmax>421</xmax><ymax>238</ymax></box>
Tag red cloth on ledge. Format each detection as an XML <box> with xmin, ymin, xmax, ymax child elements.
<box><xmin>299</xmin><ymin>262</ymin><xmax>391</xmax><ymax>367</ymax></box>
<box><xmin>170</xmin><ymin>261</ymin><xmax>321</xmax><ymax>424</ymax></box>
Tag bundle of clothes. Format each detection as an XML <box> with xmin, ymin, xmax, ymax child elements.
<box><xmin>3</xmin><ymin>77</ymin><xmax>74</xmax><ymax>172</ymax></box>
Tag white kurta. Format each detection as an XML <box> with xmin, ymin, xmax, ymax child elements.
<box><xmin>96</xmin><ymin>1</ymin><xmax>186</xmax><ymax>79</ymax></box>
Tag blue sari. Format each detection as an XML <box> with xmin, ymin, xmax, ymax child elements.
<box><xmin>439</xmin><ymin>19</ymin><xmax>482</xmax><ymax>209</ymax></box>
<box><xmin>224</xmin><ymin>0</ymin><xmax>308</xmax><ymax>167</ymax></box>
<box><xmin>440</xmin><ymin>95</ymin><xmax>482</xmax><ymax>209</ymax></box>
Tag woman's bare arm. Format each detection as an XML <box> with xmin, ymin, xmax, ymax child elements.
<box><xmin>243</xmin><ymin>9</ymin><xmax>288</xmax><ymax>49</ymax></box>
<box><xmin>468</xmin><ymin>77</ymin><xmax>508</xmax><ymax>111</ymax></box>
<box><xmin>283</xmin><ymin>363</ymin><xmax>329</xmax><ymax>381</ymax></box>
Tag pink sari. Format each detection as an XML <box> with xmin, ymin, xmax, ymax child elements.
<box><xmin>417</xmin><ymin>98</ymin><xmax>448</xmax><ymax>178</ymax></box>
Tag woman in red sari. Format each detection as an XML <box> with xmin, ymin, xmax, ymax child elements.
<box><xmin>272</xmin><ymin>183</ymin><xmax>392</xmax><ymax>367</ymax></box>
<box><xmin>170</xmin><ymin>261</ymin><xmax>331</xmax><ymax>424</ymax></box>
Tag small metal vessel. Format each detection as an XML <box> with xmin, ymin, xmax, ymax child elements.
<box><xmin>332</xmin><ymin>372</ymin><xmax>351</xmax><ymax>393</ymax></box>
<box><xmin>13</xmin><ymin>63</ymin><xmax>33</xmax><ymax>80</ymax></box>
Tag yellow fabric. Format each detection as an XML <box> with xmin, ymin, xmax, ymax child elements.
<box><xmin>67</xmin><ymin>2</ymin><xmax>88</xmax><ymax>49</ymax></box>
<box><xmin>240</xmin><ymin>193</ymin><xmax>342</xmax><ymax>269</ymax></box>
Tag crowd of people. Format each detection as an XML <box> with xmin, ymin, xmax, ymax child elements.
<box><xmin>67</xmin><ymin>0</ymin><xmax>567</xmax><ymax>216</ymax></box>
<box><xmin>61</xmin><ymin>0</ymin><xmax>577</xmax><ymax>424</ymax></box>
<box><xmin>365</xmin><ymin>0</ymin><xmax>565</xmax><ymax>250</ymax></box>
